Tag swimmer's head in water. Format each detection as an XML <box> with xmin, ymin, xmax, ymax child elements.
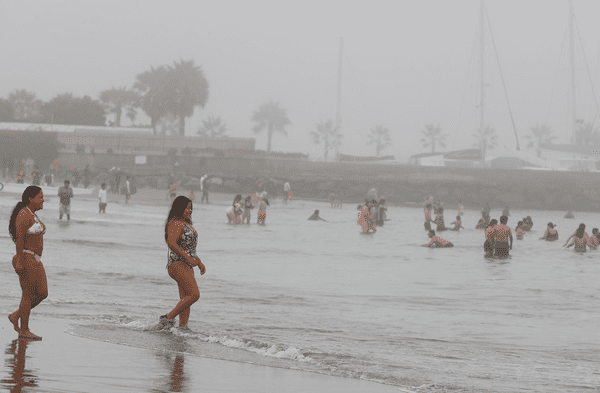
<box><xmin>579</xmin><ymin>223</ymin><xmax>586</xmax><ymax>229</ymax></box>
<box><xmin>428</xmin><ymin>230</ymin><xmax>435</xmax><ymax>237</ymax></box>
<box><xmin>517</xmin><ymin>221</ymin><xmax>523</xmax><ymax>227</ymax></box>
<box><xmin>500</xmin><ymin>215</ymin><xmax>508</xmax><ymax>224</ymax></box>
<box><xmin>593</xmin><ymin>228</ymin><xmax>599</xmax><ymax>235</ymax></box>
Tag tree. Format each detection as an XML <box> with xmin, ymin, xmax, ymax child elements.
<box><xmin>0</xmin><ymin>98</ymin><xmax>13</xmax><ymax>121</ymax></box>
<box><xmin>99</xmin><ymin>87</ymin><xmax>139</xmax><ymax>127</ymax></box>
<box><xmin>134</xmin><ymin>65</ymin><xmax>173</xmax><ymax>135</ymax></box>
<box><xmin>156</xmin><ymin>113</ymin><xmax>180</xmax><ymax>136</ymax></box>
<box><xmin>168</xmin><ymin>59</ymin><xmax>210</xmax><ymax>136</ymax></box>
<box><xmin>525</xmin><ymin>124</ymin><xmax>557</xmax><ymax>157</ymax></box>
<box><xmin>367</xmin><ymin>125</ymin><xmax>392</xmax><ymax>156</ymax></box>
<box><xmin>310</xmin><ymin>119</ymin><xmax>343</xmax><ymax>162</ymax></box>
<box><xmin>8</xmin><ymin>89</ymin><xmax>43</xmax><ymax>122</ymax></box>
<box><xmin>574</xmin><ymin>121</ymin><xmax>600</xmax><ymax>146</ymax></box>
<box><xmin>472</xmin><ymin>124</ymin><xmax>498</xmax><ymax>158</ymax></box>
<box><xmin>197</xmin><ymin>115</ymin><xmax>227</xmax><ymax>138</ymax></box>
<box><xmin>40</xmin><ymin>93</ymin><xmax>106</xmax><ymax>126</ymax></box>
<box><xmin>420</xmin><ymin>124</ymin><xmax>447</xmax><ymax>154</ymax></box>
<box><xmin>252</xmin><ymin>101</ymin><xmax>291</xmax><ymax>153</ymax></box>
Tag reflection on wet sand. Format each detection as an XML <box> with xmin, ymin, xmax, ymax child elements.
<box><xmin>1</xmin><ymin>339</ymin><xmax>38</xmax><ymax>392</ymax></box>
<box><xmin>153</xmin><ymin>336</ymin><xmax>188</xmax><ymax>392</ymax></box>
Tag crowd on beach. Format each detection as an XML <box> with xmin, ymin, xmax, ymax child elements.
<box><xmin>420</xmin><ymin>195</ymin><xmax>599</xmax><ymax>257</ymax></box>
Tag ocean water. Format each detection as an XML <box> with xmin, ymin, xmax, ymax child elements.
<box><xmin>0</xmin><ymin>192</ymin><xmax>599</xmax><ymax>392</ymax></box>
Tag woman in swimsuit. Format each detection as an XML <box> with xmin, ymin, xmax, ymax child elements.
<box><xmin>8</xmin><ymin>186</ymin><xmax>48</xmax><ymax>340</ymax></box>
<box><xmin>565</xmin><ymin>226</ymin><xmax>590</xmax><ymax>253</ymax></box>
<box><xmin>539</xmin><ymin>222</ymin><xmax>559</xmax><ymax>241</ymax></box>
<box><xmin>159</xmin><ymin>196</ymin><xmax>206</xmax><ymax>331</ymax></box>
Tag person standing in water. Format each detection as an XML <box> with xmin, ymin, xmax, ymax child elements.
<box><xmin>98</xmin><ymin>183</ymin><xmax>108</xmax><ymax>213</ymax></box>
<box><xmin>565</xmin><ymin>226</ymin><xmax>591</xmax><ymax>252</ymax></box>
<box><xmin>257</xmin><ymin>196</ymin><xmax>270</xmax><ymax>225</ymax></box>
<box><xmin>159</xmin><ymin>196</ymin><xmax>206</xmax><ymax>331</ymax></box>
<box><xmin>563</xmin><ymin>223</ymin><xmax>589</xmax><ymax>247</ymax></box>
<box><xmin>457</xmin><ymin>199</ymin><xmax>464</xmax><ymax>217</ymax></box>
<box><xmin>58</xmin><ymin>179</ymin><xmax>74</xmax><ymax>220</ymax></box>
<box><xmin>589</xmin><ymin>228</ymin><xmax>599</xmax><ymax>249</ymax></box>
<box><xmin>284</xmin><ymin>181</ymin><xmax>292</xmax><ymax>204</ymax></box>
<box><xmin>484</xmin><ymin>219</ymin><xmax>498</xmax><ymax>258</ymax></box>
<box><xmin>450</xmin><ymin>215</ymin><xmax>464</xmax><ymax>231</ymax></box>
<box><xmin>515</xmin><ymin>221</ymin><xmax>525</xmax><ymax>240</ymax></box>
<box><xmin>494</xmin><ymin>215</ymin><xmax>513</xmax><ymax>258</ymax></box>
<box><xmin>242</xmin><ymin>196</ymin><xmax>253</xmax><ymax>224</ymax></box>
<box><xmin>8</xmin><ymin>186</ymin><xmax>48</xmax><ymax>340</ymax></box>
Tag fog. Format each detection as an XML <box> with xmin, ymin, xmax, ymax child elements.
<box><xmin>1</xmin><ymin>0</ymin><xmax>600</xmax><ymax>160</ymax></box>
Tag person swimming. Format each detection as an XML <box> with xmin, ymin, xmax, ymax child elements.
<box><xmin>515</xmin><ymin>221</ymin><xmax>524</xmax><ymax>240</ymax></box>
<box><xmin>484</xmin><ymin>219</ymin><xmax>498</xmax><ymax>258</ymax></box>
<box><xmin>539</xmin><ymin>222</ymin><xmax>558</xmax><ymax>241</ymax></box>
<box><xmin>423</xmin><ymin>230</ymin><xmax>454</xmax><ymax>248</ymax></box>
<box><xmin>450</xmin><ymin>216</ymin><xmax>464</xmax><ymax>231</ymax></box>
<box><xmin>308</xmin><ymin>210</ymin><xmax>327</xmax><ymax>221</ymax></box>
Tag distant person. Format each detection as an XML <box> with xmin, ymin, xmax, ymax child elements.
<box><xmin>159</xmin><ymin>196</ymin><xmax>205</xmax><ymax>332</ymax></box>
<box><xmin>242</xmin><ymin>196</ymin><xmax>253</xmax><ymax>224</ymax></box>
<box><xmin>368</xmin><ymin>199</ymin><xmax>377</xmax><ymax>233</ymax></box>
<box><xmin>124</xmin><ymin>176</ymin><xmax>131</xmax><ymax>204</ymax></box>
<box><xmin>539</xmin><ymin>222</ymin><xmax>558</xmax><ymax>241</ymax></box>
<box><xmin>494</xmin><ymin>215</ymin><xmax>513</xmax><ymax>258</ymax></box>
<box><xmin>457</xmin><ymin>199</ymin><xmax>464</xmax><ymax>217</ymax></box>
<box><xmin>565</xmin><ymin>225</ymin><xmax>591</xmax><ymax>252</ymax></box>
<box><xmin>201</xmin><ymin>175</ymin><xmax>210</xmax><ymax>204</ymax></box>
<box><xmin>434</xmin><ymin>207</ymin><xmax>447</xmax><ymax>231</ymax></box>
<box><xmin>564</xmin><ymin>211</ymin><xmax>575</xmax><ymax>219</ymax></box>
<box><xmin>450</xmin><ymin>216</ymin><xmax>464</xmax><ymax>231</ymax></box>
<box><xmin>522</xmin><ymin>216</ymin><xmax>533</xmax><ymax>231</ymax></box>
<box><xmin>83</xmin><ymin>165</ymin><xmax>91</xmax><ymax>189</ymax></box>
<box><xmin>484</xmin><ymin>219</ymin><xmax>498</xmax><ymax>258</ymax></box>
<box><xmin>58</xmin><ymin>180</ymin><xmax>74</xmax><ymax>220</ymax></box>
<box><xmin>284</xmin><ymin>181</ymin><xmax>292</xmax><ymax>204</ymax></box>
<box><xmin>257</xmin><ymin>196</ymin><xmax>270</xmax><ymax>226</ymax></box>
<box><xmin>376</xmin><ymin>198</ymin><xmax>387</xmax><ymax>226</ymax></box>
<box><xmin>424</xmin><ymin>204</ymin><xmax>434</xmax><ymax>227</ymax></box>
<box><xmin>475</xmin><ymin>211</ymin><xmax>489</xmax><ymax>229</ymax></box>
<box><xmin>115</xmin><ymin>169</ymin><xmax>122</xmax><ymax>195</ymax></box>
<box><xmin>308</xmin><ymin>210</ymin><xmax>327</xmax><ymax>221</ymax></box>
<box><xmin>44</xmin><ymin>172</ymin><xmax>52</xmax><ymax>187</ymax></box>
<box><xmin>8</xmin><ymin>185</ymin><xmax>48</xmax><ymax>340</ymax></box>
<box><xmin>169</xmin><ymin>178</ymin><xmax>180</xmax><ymax>205</ymax></box>
<box><xmin>232</xmin><ymin>195</ymin><xmax>243</xmax><ymax>225</ymax></box>
<box><xmin>589</xmin><ymin>228</ymin><xmax>599</xmax><ymax>249</ymax></box>
<box><xmin>359</xmin><ymin>200</ymin><xmax>370</xmax><ymax>233</ymax></box>
<box><xmin>98</xmin><ymin>183</ymin><xmax>108</xmax><ymax>213</ymax></box>
<box><xmin>330</xmin><ymin>193</ymin><xmax>336</xmax><ymax>208</ymax></box>
<box><xmin>423</xmin><ymin>230</ymin><xmax>454</xmax><ymax>248</ymax></box>
<box><xmin>483</xmin><ymin>202</ymin><xmax>491</xmax><ymax>217</ymax></box>
<box><xmin>515</xmin><ymin>221</ymin><xmax>525</xmax><ymax>240</ymax></box>
<box><xmin>424</xmin><ymin>221</ymin><xmax>432</xmax><ymax>231</ymax></box>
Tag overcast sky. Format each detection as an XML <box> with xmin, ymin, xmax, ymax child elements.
<box><xmin>2</xmin><ymin>0</ymin><xmax>600</xmax><ymax>160</ymax></box>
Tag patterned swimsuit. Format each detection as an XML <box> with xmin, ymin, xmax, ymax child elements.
<box><xmin>166</xmin><ymin>223</ymin><xmax>198</xmax><ymax>269</ymax></box>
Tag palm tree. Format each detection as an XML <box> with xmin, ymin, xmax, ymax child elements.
<box><xmin>168</xmin><ymin>59</ymin><xmax>210</xmax><ymax>136</ymax></box>
<box><xmin>197</xmin><ymin>115</ymin><xmax>227</xmax><ymax>138</ymax></box>
<box><xmin>99</xmin><ymin>87</ymin><xmax>139</xmax><ymax>127</ymax></box>
<box><xmin>252</xmin><ymin>101</ymin><xmax>291</xmax><ymax>153</ymax></box>
<box><xmin>574</xmin><ymin>121</ymin><xmax>600</xmax><ymax>146</ymax></box>
<box><xmin>8</xmin><ymin>89</ymin><xmax>42</xmax><ymax>122</ymax></box>
<box><xmin>310</xmin><ymin>119</ymin><xmax>343</xmax><ymax>162</ymax></box>
<box><xmin>525</xmin><ymin>123</ymin><xmax>556</xmax><ymax>157</ymax></box>
<box><xmin>420</xmin><ymin>124</ymin><xmax>447</xmax><ymax>153</ymax></box>
<box><xmin>472</xmin><ymin>124</ymin><xmax>498</xmax><ymax>158</ymax></box>
<box><xmin>134</xmin><ymin>65</ymin><xmax>173</xmax><ymax>135</ymax></box>
<box><xmin>367</xmin><ymin>125</ymin><xmax>392</xmax><ymax>156</ymax></box>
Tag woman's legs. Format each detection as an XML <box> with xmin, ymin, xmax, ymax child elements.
<box><xmin>166</xmin><ymin>263</ymin><xmax>199</xmax><ymax>326</ymax></box>
<box><xmin>11</xmin><ymin>255</ymin><xmax>48</xmax><ymax>338</ymax></box>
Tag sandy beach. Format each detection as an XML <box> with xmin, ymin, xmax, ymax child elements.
<box><xmin>0</xmin><ymin>316</ymin><xmax>401</xmax><ymax>392</ymax></box>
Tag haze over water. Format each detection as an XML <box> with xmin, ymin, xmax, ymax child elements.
<box><xmin>0</xmin><ymin>194</ymin><xmax>598</xmax><ymax>392</ymax></box>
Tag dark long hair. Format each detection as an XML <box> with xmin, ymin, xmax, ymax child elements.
<box><xmin>9</xmin><ymin>186</ymin><xmax>42</xmax><ymax>243</ymax></box>
<box><xmin>164</xmin><ymin>196</ymin><xmax>192</xmax><ymax>242</ymax></box>
<box><xmin>575</xmin><ymin>226</ymin><xmax>585</xmax><ymax>238</ymax></box>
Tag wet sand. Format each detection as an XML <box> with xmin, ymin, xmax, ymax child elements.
<box><xmin>1</xmin><ymin>317</ymin><xmax>402</xmax><ymax>392</ymax></box>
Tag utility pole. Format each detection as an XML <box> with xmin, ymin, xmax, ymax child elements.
<box><xmin>569</xmin><ymin>0</ymin><xmax>577</xmax><ymax>144</ymax></box>
<box><xmin>334</xmin><ymin>37</ymin><xmax>343</xmax><ymax>162</ymax></box>
<box><xmin>480</xmin><ymin>0</ymin><xmax>486</xmax><ymax>168</ymax></box>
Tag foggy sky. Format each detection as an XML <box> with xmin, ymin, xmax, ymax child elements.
<box><xmin>1</xmin><ymin>0</ymin><xmax>600</xmax><ymax>160</ymax></box>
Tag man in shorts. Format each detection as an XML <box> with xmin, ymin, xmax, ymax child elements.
<box><xmin>58</xmin><ymin>179</ymin><xmax>74</xmax><ymax>220</ymax></box>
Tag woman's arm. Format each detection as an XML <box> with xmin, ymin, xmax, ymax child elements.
<box><xmin>166</xmin><ymin>221</ymin><xmax>198</xmax><ymax>266</ymax></box>
<box><xmin>14</xmin><ymin>211</ymin><xmax>33</xmax><ymax>269</ymax></box>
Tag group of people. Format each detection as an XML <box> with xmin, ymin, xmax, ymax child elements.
<box><xmin>8</xmin><ymin>186</ymin><xmax>206</xmax><ymax>340</ymax></box>
<box><xmin>226</xmin><ymin>192</ymin><xmax>270</xmax><ymax>225</ymax></box>
<box><xmin>424</xmin><ymin>203</ymin><xmax>463</xmax><ymax>232</ymax></box>
<box><xmin>357</xmin><ymin>198</ymin><xmax>387</xmax><ymax>234</ymax></box>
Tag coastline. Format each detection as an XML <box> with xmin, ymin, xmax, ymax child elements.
<box><xmin>0</xmin><ymin>315</ymin><xmax>401</xmax><ymax>392</ymax></box>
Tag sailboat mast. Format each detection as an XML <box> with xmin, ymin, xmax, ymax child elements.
<box><xmin>479</xmin><ymin>0</ymin><xmax>486</xmax><ymax>167</ymax></box>
<box><xmin>569</xmin><ymin>0</ymin><xmax>576</xmax><ymax>144</ymax></box>
<box><xmin>335</xmin><ymin>37</ymin><xmax>343</xmax><ymax>162</ymax></box>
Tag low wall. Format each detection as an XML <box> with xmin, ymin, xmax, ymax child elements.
<box><xmin>56</xmin><ymin>152</ymin><xmax>600</xmax><ymax>211</ymax></box>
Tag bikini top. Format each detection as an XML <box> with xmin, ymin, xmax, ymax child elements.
<box><xmin>26</xmin><ymin>207</ymin><xmax>46</xmax><ymax>235</ymax></box>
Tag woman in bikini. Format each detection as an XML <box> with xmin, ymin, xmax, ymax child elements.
<box><xmin>159</xmin><ymin>196</ymin><xmax>206</xmax><ymax>332</ymax></box>
<box><xmin>8</xmin><ymin>186</ymin><xmax>48</xmax><ymax>340</ymax></box>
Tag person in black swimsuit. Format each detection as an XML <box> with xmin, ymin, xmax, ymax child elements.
<box><xmin>159</xmin><ymin>196</ymin><xmax>206</xmax><ymax>332</ymax></box>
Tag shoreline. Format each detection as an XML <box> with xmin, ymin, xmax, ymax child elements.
<box><xmin>0</xmin><ymin>315</ymin><xmax>401</xmax><ymax>393</ymax></box>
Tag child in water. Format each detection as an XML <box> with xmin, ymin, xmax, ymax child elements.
<box><xmin>484</xmin><ymin>219</ymin><xmax>498</xmax><ymax>258</ymax></box>
<box><xmin>434</xmin><ymin>207</ymin><xmax>447</xmax><ymax>231</ymax></box>
<box><xmin>516</xmin><ymin>221</ymin><xmax>524</xmax><ymax>240</ymax></box>
<box><xmin>242</xmin><ymin>196</ymin><xmax>253</xmax><ymax>224</ymax></box>
<box><xmin>233</xmin><ymin>194</ymin><xmax>243</xmax><ymax>224</ymax></box>
<box><xmin>423</xmin><ymin>230</ymin><xmax>454</xmax><ymax>248</ymax></box>
<box><xmin>589</xmin><ymin>228</ymin><xmax>599</xmax><ymax>249</ymax></box>
<box><xmin>450</xmin><ymin>215</ymin><xmax>464</xmax><ymax>231</ymax></box>
<box><xmin>308</xmin><ymin>210</ymin><xmax>327</xmax><ymax>221</ymax></box>
<box><xmin>257</xmin><ymin>196</ymin><xmax>270</xmax><ymax>225</ymax></box>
